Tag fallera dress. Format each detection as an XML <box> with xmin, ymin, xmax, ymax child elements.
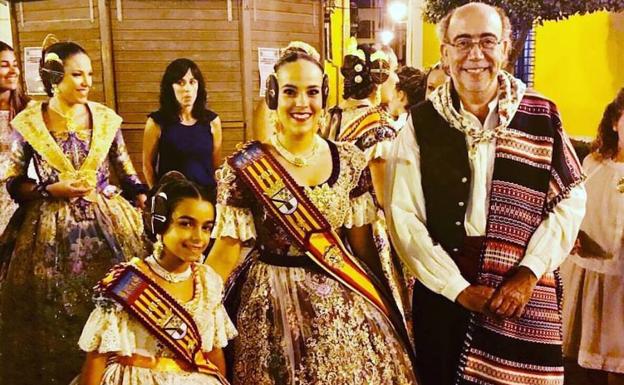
<box><xmin>214</xmin><ymin>140</ymin><xmax>418</xmax><ymax>385</ymax></box>
<box><xmin>76</xmin><ymin>263</ymin><xmax>237</xmax><ymax>385</ymax></box>
<box><xmin>0</xmin><ymin>101</ymin><xmax>147</xmax><ymax>385</ymax></box>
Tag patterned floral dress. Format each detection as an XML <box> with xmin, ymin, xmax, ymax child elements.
<box><xmin>213</xmin><ymin>140</ymin><xmax>417</xmax><ymax>385</ymax></box>
<box><xmin>335</xmin><ymin>105</ymin><xmax>415</xmax><ymax>343</ymax></box>
<box><xmin>0</xmin><ymin>101</ymin><xmax>147</xmax><ymax>385</ymax></box>
<box><xmin>76</xmin><ymin>263</ymin><xmax>237</xmax><ymax>385</ymax></box>
<box><xmin>0</xmin><ymin>110</ymin><xmax>18</xmax><ymax>234</ymax></box>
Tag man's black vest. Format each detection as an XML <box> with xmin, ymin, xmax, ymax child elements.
<box><xmin>410</xmin><ymin>99</ymin><xmax>472</xmax><ymax>259</ymax></box>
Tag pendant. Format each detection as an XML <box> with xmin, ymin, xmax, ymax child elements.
<box><xmin>292</xmin><ymin>157</ymin><xmax>306</xmax><ymax>167</ymax></box>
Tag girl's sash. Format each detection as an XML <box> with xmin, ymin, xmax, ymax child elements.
<box><xmin>228</xmin><ymin>141</ymin><xmax>402</xmax><ymax>331</ymax></box>
<box><xmin>97</xmin><ymin>258</ymin><xmax>229</xmax><ymax>385</ymax></box>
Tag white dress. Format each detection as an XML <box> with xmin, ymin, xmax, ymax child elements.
<box><xmin>562</xmin><ymin>154</ymin><xmax>624</xmax><ymax>373</ymax></box>
<box><xmin>77</xmin><ymin>263</ymin><xmax>238</xmax><ymax>385</ymax></box>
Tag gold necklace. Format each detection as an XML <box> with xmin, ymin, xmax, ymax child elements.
<box><xmin>48</xmin><ymin>101</ymin><xmax>80</xmax><ymax>132</ymax></box>
<box><xmin>270</xmin><ymin>134</ymin><xmax>321</xmax><ymax>167</ymax></box>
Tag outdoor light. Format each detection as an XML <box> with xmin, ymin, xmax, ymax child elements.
<box><xmin>379</xmin><ymin>30</ymin><xmax>394</xmax><ymax>45</ymax></box>
<box><xmin>388</xmin><ymin>1</ymin><xmax>408</xmax><ymax>22</ymax></box>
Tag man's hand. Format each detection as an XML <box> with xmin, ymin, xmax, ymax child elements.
<box><xmin>488</xmin><ymin>267</ymin><xmax>538</xmax><ymax>319</ymax></box>
<box><xmin>456</xmin><ymin>284</ymin><xmax>496</xmax><ymax>313</ymax></box>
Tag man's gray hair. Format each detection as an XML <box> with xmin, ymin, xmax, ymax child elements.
<box><xmin>436</xmin><ymin>3</ymin><xmax>512</xmax><ymax>43</ymax></box>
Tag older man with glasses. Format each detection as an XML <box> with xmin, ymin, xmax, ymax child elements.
<box><xmin>385</xmin><ymin>3</ymin><xmax>586</xmax><ymax>385</ymax></box>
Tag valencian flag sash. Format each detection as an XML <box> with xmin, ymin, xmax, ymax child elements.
<box><xmin>97</xmin><ymin>258</ymin><xmax>229</xmax><ymax>385</ymax></box>
<box><xmin>229</xmin><ymin>141</ymin><xmax>404</xmax><ymax>332</ymax></box>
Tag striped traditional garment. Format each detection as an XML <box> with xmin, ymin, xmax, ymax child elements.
<box><xmin>454</xmin><ymin>91</ymin><xmax>584</xmax><ymax>385</ymax></box>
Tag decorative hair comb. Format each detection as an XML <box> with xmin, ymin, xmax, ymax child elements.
<box><xmin>42</xmin><ymin>34</ymin><xmax>59</xmax><ymax>51</ymax></box>
<box><xmin>345</xmin><ymin>37</ymin><xmax>366</xmax><ymax>62</ymax></box>
<box><xmin>283</xmin><ymin>41</ymin><xmax>321</xmax><ymax>61</ymax></box>
<box><xmin>370</xmin><ymin>50</ymin><xmax>389</xmax><ymax>64</ymax></box>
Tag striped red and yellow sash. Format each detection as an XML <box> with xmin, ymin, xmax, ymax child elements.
<box><xmin>229</xmin><ymin>141</ymin><xmax>391</xmax><ymax>319</ymax></box>
<box><xmin>98</xmin><ymin>259</ymin><xmax>229</xmax><ymax>385</ymax></box>
<box><xmin>337</xmin><ymin>107</ymin><xmax>384</xmax><ymax>142</ymax></box>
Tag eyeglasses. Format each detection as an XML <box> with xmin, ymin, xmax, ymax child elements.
<box><xmin>445</xmin><ymin>36</ymin><xmax>502</xmax><ymax>53</ymax></box>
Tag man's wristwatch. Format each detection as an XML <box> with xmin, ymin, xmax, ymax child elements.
<box><xmin>36</xmin><ymin>183</ymin><xmax>51</xmax><ymax>198</ymax></box>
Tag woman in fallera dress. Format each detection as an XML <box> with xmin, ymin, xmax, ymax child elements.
<box><xmin>0</xmin><ymin>39</ymin><xmax>147</xmax><ymax>385</ymax></box>
<box><xmin>326</xmin><ymin>40</ymin><xmax>413</xmax><ymax>335</ymax></box>
<box><xmin>206</xmin><ymin>41</ymin><xmax>418</xmax><ymax>385</ymax></box>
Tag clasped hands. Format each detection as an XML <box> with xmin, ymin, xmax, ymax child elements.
<box><xmin>46</xmin><ymin>178</ymin><xmax>147</xmax><ymax>209</ymax></box>
<box><xmin>456</xmin><ymin>266</ymin><xmax>538</xmax><ymax>319</ymax></box>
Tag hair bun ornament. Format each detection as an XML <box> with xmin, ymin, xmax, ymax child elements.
<box><xmin>345</xmin><ymin>36</ymin><xmax>366</xmax><ymax>62</ymax></box>
<box><xmin>44</xmin><ymin>52</ymin><xmax>63</xmax><ymax>65</ymax></box>
<box><xmin>42</xmin><ymin>34</ymin><xmax>59</xmax><ymax>51</ymax></box>
<box><xmin>370</xmin><ymin>50</ymin><xmax>389</xmax><ymax>64</ymax></box>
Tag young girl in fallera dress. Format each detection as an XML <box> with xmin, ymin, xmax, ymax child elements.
<box><xmin>77</xmin><ymin>172</ymin><xmax>237</xmax><ymax>385</ymax></box>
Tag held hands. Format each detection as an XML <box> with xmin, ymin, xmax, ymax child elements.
<box><xmin>46</xmin><ymin>178</ymin><xmax>93</xmax><ymax>199</ymax></box>
<box><xmin>456</xmin><ymin>267</ymin><xmax>538</xmax><ymax>319</ymax></box>
<box><xmin>487</xmin><ymin>267</ymin><xmax>538</xmax><ymax>319</ymax></box>
<box><xmin>456</xmin><ymin>284</ymin><xmax>496</xmax><ymax>313</ymax></box>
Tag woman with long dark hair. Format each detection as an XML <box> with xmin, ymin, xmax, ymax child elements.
<box><xmin>143</xmin><ymin>58</ymin><xmax>222</xmax><ymax>193</ymax></box>
<box><xmin>0</xmin><ymin>41</ymin><xmax>30</xmax><ymax>234</ymax></box>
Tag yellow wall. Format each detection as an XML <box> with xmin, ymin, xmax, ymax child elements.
<box><xmin>422</xmin><ymin>21</ymin><xmax>441</xmax><ymax>68</ymax></box>
<box><xmin>324</xmin><ymin>0</ymin><xmax>350</xmax><ymax>107</ymax></box>
<box><xmin>534</xmin><ymin>11</ymin><xmax>624</xmax><ymax>138</ymax></box>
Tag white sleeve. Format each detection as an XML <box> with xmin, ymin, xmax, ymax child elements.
<box><xmin>519</xmin><ymin>182</ymin><xmax>587</xmax><ymax>277</ymax></box>
<box><xmin>385</xmin><ymin>119</ymin><xmax>470</xmax><ymax>301</ymax></box>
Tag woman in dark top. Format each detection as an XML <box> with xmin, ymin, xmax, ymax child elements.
<box><xmin>143</xmin><ymin>58</ymin><xmax>222</xmax><ymax>191</ymax></box>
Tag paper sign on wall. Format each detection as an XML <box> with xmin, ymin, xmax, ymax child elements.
<box><xmin>258</xmin><ymin>47</ymin><xmax>280</xmax><ymax>97</ymax></box>
<box><xmin>24</xmin><ymin>47</ymin><xmax>46</xmax><ymax>95</ymax></box>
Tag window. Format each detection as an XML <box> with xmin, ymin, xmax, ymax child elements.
<box><xmin>514</xmin><ymin>26</ymin><xmax>536</xmax><ymax>87</ymax></box>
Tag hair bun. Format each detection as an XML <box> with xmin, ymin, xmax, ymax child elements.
<box><xmin>369</xmin><ymin>59</ymin><xmax>390</xmax><ymax>85</ymax></box>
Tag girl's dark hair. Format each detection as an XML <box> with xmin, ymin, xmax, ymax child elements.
<box><xmin>396</xmin><ymin>66</ymin><xmax>426</xmax><ymax>110</ymax></box>
<box><xmin>0</xmin><ymin>41</ymin><xmax>30</xmax><ymax>118</ymax></box>
<box><xmin>341</xmin><ymin>44</ymin><xmax>389</xmax><ymax>100</ymax></box>
<box><xmin>39</xmin><ymin>41</ymin><xmax>88</xmax><ymax>97</ymax></box>
<box><xmin>145</xmin><ymin>171</ymin><xmax>215</xmax><ymax>240</ymax></box>
<box><xmin>592</xmin><ymin>88</ymin><xmax>624</xmax><ymax>160</ymax></box>
<box><xmin>158</xmin><ymin>58</ymin><xmax>211</xmax><ymax>126</ymax></box>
